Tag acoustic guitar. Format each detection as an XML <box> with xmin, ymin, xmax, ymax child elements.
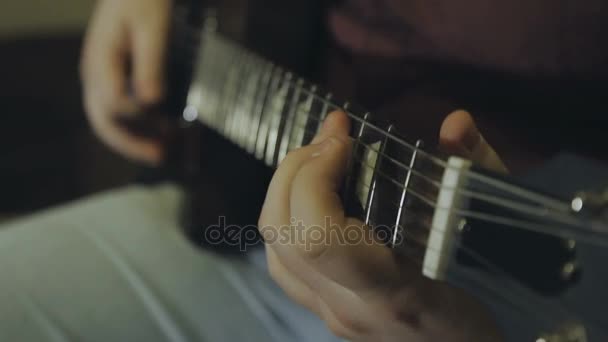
<box><xmin>154</xmin><ymin>2</ymin><xmax>608</xmax><ymax>341</ymax></box>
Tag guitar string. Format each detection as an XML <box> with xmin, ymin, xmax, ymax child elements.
<box><xmin>196</xmin><ymin>64</ymin><xmax>606</xmax><ymax>244</ymax></box>
<box><xmin>277</xmin><ymin>120</ymin><xmax>603</xmax><ymax>242</ymax></box>
<box><xmin>308</xmin><ymin>123</ymin><xmax>607</xmax><ymax>245</ymax></box>
<box><xmin>197</xmin><ymin>32</ymin><xmax>575</xmax><ymax>214</ymax></box>
<box><xmin>352</xmin><ymin>168</ymin><xmax>608</xmax><ymax>247</ymax></box>
<box><xmin>299</xmin><ymin>113</ymin><xmax>584</xmax><ymax>227</ymax></box>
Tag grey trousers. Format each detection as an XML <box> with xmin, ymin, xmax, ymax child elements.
<box><xmin>0</xmin><ymin>184</ymin><xmax>340</xmax><ymax>342</ymax></box>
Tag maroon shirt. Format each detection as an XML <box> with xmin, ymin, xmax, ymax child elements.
<box><xmin>320</xmin><ymin>0</ymin><xmax>608</xmax><ymax>169</ymax></box>
<box><xmin>329</xmin><ymin>0</ymin><xmax>608</xmax><ymax>77</ymax></box>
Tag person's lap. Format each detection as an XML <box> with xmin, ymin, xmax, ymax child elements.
<box><xmin>0</xmin><ymin>184</ymin><xmax>338</xmax><ymax>342</ymax></box>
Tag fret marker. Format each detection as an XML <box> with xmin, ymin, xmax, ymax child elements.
<box><xmin>571</xmin><ymin>197</ymin><xmax>583</xmax><ymax>212</ymax></box>
<box><xmin>183</xmin><ymin>105</ymin><xmax>199</xmax><ymax>122</ymax></box>
<box><xmin>393</xmin><ymin>139</ymin><xmax>423</xmax><ymax>247</ymax></box>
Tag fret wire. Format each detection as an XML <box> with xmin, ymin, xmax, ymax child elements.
<box><xmin>255</xmin><ymin>67</ymin><xmax>283</xmax><ymax>161</ymax></box>
<box><xmin>235</xmin><ymin>54</ymin><xmax>257</xmax><ymax>148</ymax></box>
<box><xmin>247</xmin><ymin>61</ymin><xmax>274</xmax><ymax>154</ymax></box>
<box><xmin>342</xmin><ymin>109</ymin><xmax>369</xmax><ymax>205</ymax></box>
<box><xmin>232</xmin><ymin>50</ymin><xmax>251</xmax><ymax>146</ymax></box>
<box><xmin>226</xmin><ymin>48</ymin><xmax>248</xmax><ymax>141</ymax></box>
<box><xmin>266</xmin><ymin>72</ymin><xmax>292</xmax><ymax>167</ymax></box>
<box><xmin>215</xmin><ymin>38</ymin><xmax>237</xmax><ymax>133</ymax></box>
<box><xmin>245</xmin><ymin>56</ymin><xmax>267</xmax><ymax>148</ymax></box>
<box><xmin>302</xmin><ymin>85</ymin><xmax>318</xmax><ymax>147</ymax></box>
<box><xmin>221</xmin><ymin>43</ymin><xmax>235</xmax><ymax>137</ymax></box>
<box><xmin>364</xmin><ymin>124</ymin><xmax>391</xmax><ymax>226</ymax></box>
<box><xmin>246</xmin><ymin>57</ymin><xmax>266</xmax><ymax>148</ymax></box>
<box><xmin>393</xmin><ymin>139</ymin><xmax>424</xmax><ymax>246</ymax></box>
<box><xmin>290</xmin><ymin>85</ymin><xmax>316</xmax><ymax>151</ymax></box>
<box><xmin>278</xmin><ymin>78</ymin><xmax>304</xmax><ymax>164</ymax></box>
<box><xmin>317</xmin><ymin>93</ymin><xmax>333</xmax><ymax>134</ymax></box>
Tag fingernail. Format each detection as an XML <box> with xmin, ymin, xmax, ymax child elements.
<box><xmin>309</xmin><ymin>113</ymin><xmax>337</xmax><ymax>145</ymax></box>
<box><xmin>311</xmin><ymin>138</ymin><xmax>335</xmax><ymax>157</ymax></box>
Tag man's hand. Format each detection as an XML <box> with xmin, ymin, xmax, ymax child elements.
<box><xmin>80</xmin><ymin>0</ymin><xmax>171</xmax><ymax>164</ymax></box>
<box><xmin>259</xmin><ymin>110</ymin><xmax>505</xmax><ymax>341</ymax></box>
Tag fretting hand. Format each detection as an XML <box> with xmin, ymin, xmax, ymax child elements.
<box><xmin>259</xmin><ymin>110</ymin><xmax>506</xmax><ymax>341</ymax></box>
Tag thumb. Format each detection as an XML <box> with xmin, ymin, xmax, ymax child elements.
<box><xmin>439</xmin><ymin>110</ymin><xmax>508</xmax><ymax>174</ymax></box>
<box><xmin>290</xmin><ymin>112</ymin><xmax>406</xmax><ymax>291</ymax></box>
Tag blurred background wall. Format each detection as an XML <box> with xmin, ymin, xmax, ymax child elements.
<box><xmin>0</xmin><ymin>0</ymin><xmax>95</xmax><ymax>38</ymax></box>
<box><xmin>0</xmin><ymin>0</ymin><xmax>138</xmax><ymax>219</ymax></box>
